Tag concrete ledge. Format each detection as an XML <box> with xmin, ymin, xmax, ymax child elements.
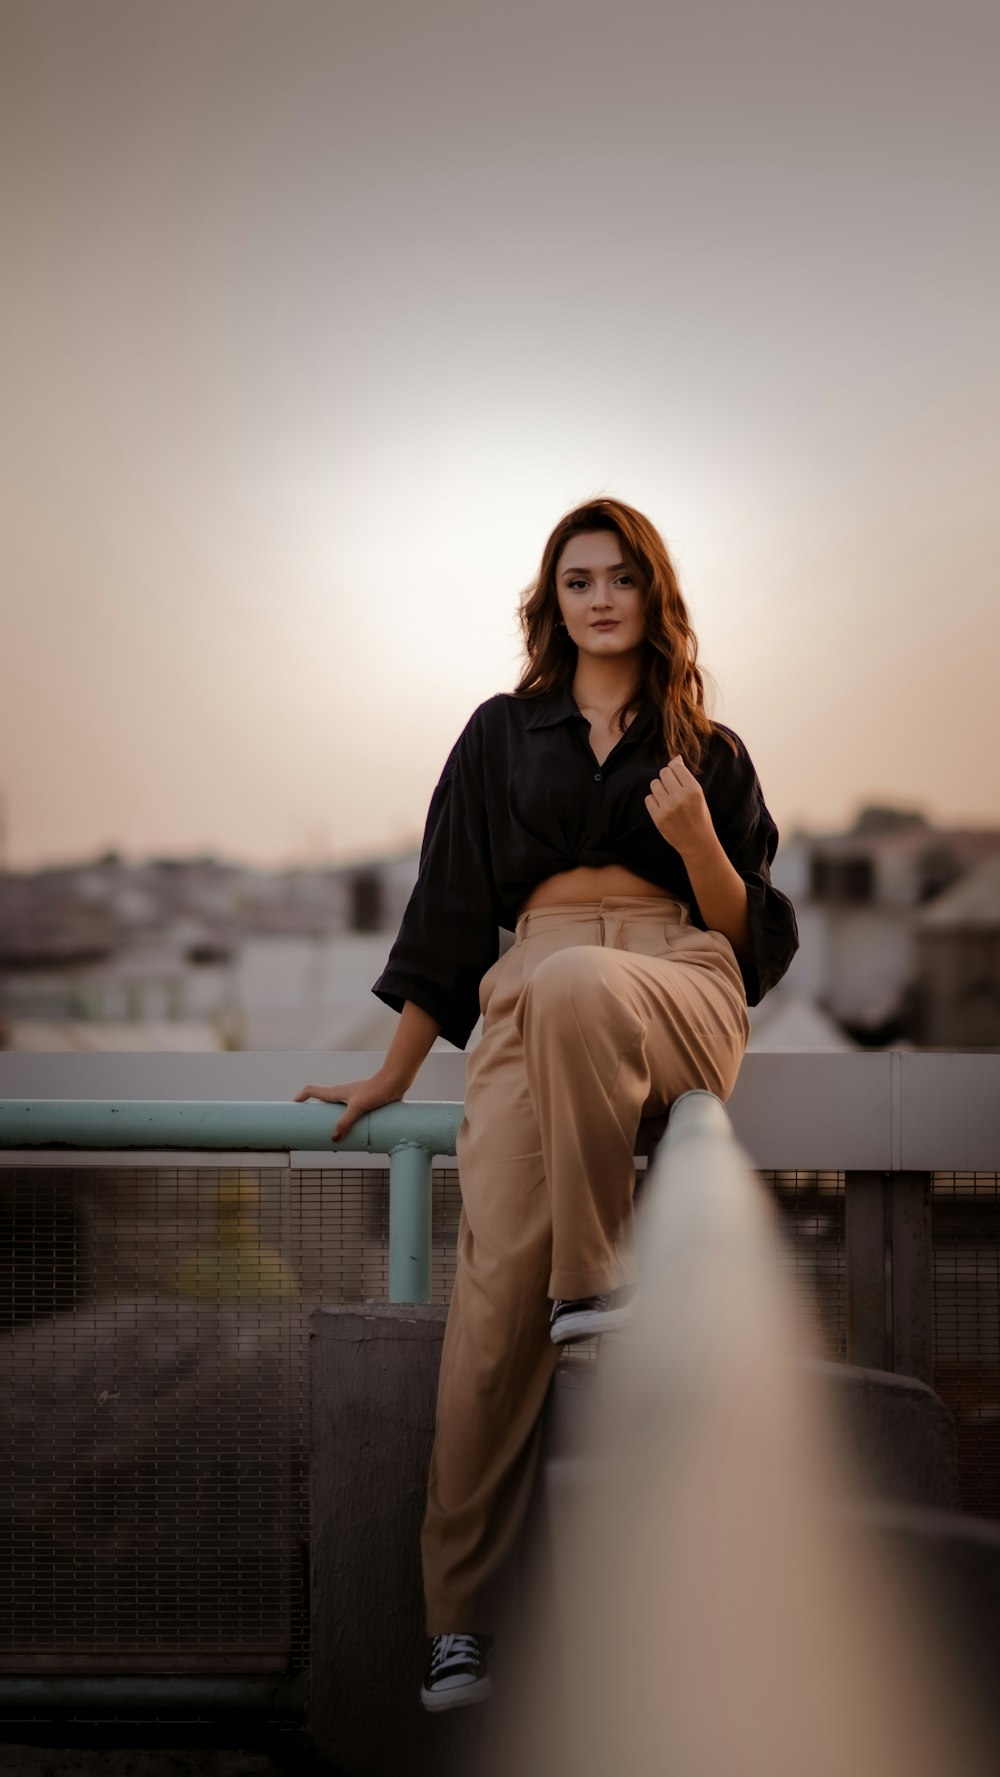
<box><xmin>798</xmin><ymin>1357</ymin><xmax>960</xmax><ymax>1509</ymax></box>
<box><xmin>308</xmin><ymin>1305</ymin><xmax>484</xmax><ymax>1777</ymax></box>
<box><xmin>541</xmin><ymin>1353</ymin><xmax>960</xmax><ymax>1509</ymax></box>
<box><xmin>806</xmin><ymin>1501</ymin><xmax>1000</xmax><ymax>1762</ymax></box>
<box><xmin>541</xmin><ymin>1464</ymin><xmax>1000</xmax><ymax>1765</ymax></box>
<box><xmin>307</xmin><ymin>1307</ymin><xmax>592</xmax><ymax>1776</ymax></box>
<box><xmin>306</xmin><ymin>1310</ymin><xmax>964</xmax><ymax>1774</ymax></box>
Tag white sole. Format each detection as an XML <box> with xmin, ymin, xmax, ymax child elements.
<box><xmin>420</xmin><ymin>1674</ymin><xmax>493</xmax><ymax>1711</ymax></box>
<box><xmin>550</xmin><ymin>1302</ymin><xmax>636</xmax><ymax>1344</ymax></box>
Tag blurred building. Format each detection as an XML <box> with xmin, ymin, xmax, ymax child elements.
<box><xmin>772</xmin><ymin>809</ymin><xmax>1000</xmax><ymax>1049</ymax></box>
<box><xmin>0</xmin><ymin>848</ymin><xmax>425</xmax><ymax>1052</ymax></box>
<box><xmin>915</xmin><ymin>855</ymin><xmax>1000</xmax><ymax>1047</ymax></box>
<box><xmin>3</xmin><ymin>808</ymin><xmax>1000</xmax><ymax>1054</ymax></box>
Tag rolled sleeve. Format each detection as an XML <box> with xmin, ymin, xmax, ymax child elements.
<box><xmin>710</xmin><ymin>734</ymin><xmax>800</xmax><ymax>1005</ymax></box>
<box><xmin>739</xmin><ymin>851</ymin><xmax>800</xmax><ymax>1003</ymax></box>
<box><xmin>371</xmin><ymin>711</ymin><xmax>504</xmax><ymax>1050</ymax></box>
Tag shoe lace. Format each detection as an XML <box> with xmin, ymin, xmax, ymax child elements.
<box><xmin>430</xmin><ymin>1632</ymin><xmax>484</xmax><ymax>1675</ymax></box>
<box><xmin>552</xmin><ymin>1294</ymin><xmax>606</xmax><ymax>1318</ymax></box>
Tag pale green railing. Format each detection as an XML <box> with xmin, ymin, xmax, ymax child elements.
<box><xmin>0</xmin><ymin>1099</ymin><xmax>464</xmax><ymax>1304</ymax></box>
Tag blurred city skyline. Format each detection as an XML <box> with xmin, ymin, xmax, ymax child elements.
<box><xmin>3</xmin><ymin>0</ymin><xmax>999</xmax><ymax>871</ymax></box>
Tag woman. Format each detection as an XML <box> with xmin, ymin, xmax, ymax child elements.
<box><xmin>294</xmin><ymin>497</ymin><xmax>799</xmax><ymax>1711</ymax></box>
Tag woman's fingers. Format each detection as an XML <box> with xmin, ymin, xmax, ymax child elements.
<box><xmin>332</xmin><ymin>1090</ymin><xmax>374</xmax><ymax>1142</ymax></box>
<box><xmin>292</xmin><ymin>1076</ymin><xmax>401</xmax><ymax>1143</ymax></box>
<box><xmin>651</xmin><ymin>758</ymin><xmax>698</xmax><ymax>806</ymax></box>
<box><xmin>292</xmin><ymin>1081</ymin><xmax>368</xmax><ymax>1142</ymax></box>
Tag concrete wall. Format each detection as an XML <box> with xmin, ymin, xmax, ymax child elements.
<box><xmin>308</xmin><ymin>1306</ymin><xmax>477</xmax><ymax>1777</ymax></box>
<box><xmin>307</xmin><ymin>1305</ymin><xmax>590</xmax><ymax>1777</ymax></box>
<box><xmin>306</xmin><ymin>1304</ymin><xmax>972</xmax><ymax>1777</ymax></box>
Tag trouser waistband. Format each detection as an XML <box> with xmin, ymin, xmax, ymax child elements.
<box><xmin>514</xmin><ymin>893</ymin><xmax>690</xmax><ymax>943</ymax></box>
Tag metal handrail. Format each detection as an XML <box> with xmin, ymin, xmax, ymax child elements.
<box><xmin>0</xmin><ymin>1674</ymin><xmax>307</xmax><ymax>1716</ymax></box>
<box><xmin>597</xmin><ymin>1087</ymin><xmax>781</xmax><ymax>1432</ymax></box>
<box><xmin>0</xmin><ymin>1098</ymin><xmax>464</xmax><ymax>1304</ymax></box>
<box><xmin>534</xmin><ymin>1089</ymin><xmax>990</xmax><ymax>1777</ymax></box>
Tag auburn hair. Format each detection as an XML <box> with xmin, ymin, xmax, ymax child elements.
<box><xmin>513</xmin><ymin>496</ymin><xmax>734</xmax><ymax>772</ymax></box>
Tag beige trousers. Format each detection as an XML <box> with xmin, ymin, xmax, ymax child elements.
<box><xmin>420</xmin><ymin>893</ymin><xmax>751</xmax><ymax>1634</ymax></box>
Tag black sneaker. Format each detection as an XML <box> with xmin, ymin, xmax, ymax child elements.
<box><xmin>420</xmin><ymin>1632</ymin><xmax>494</xmax><ymax>1711</ymax></box>
<box><xmin>549</xmin><ymin>1285</ymin><xmax>637</xmax><ymax>1345</ymax></box>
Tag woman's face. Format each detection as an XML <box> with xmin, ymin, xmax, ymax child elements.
<box><xmin>554</xmin><ymin>530</ymin><xmax>646</xmax><ymax>662</ymax></box>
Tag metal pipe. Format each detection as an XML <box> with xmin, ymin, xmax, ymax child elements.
<box><xmin>388</xmin><ymin>1142</ymin><xmax>433</xmax><ymax>1303</ymax></box>
<box><xmin>0</xmin><ymin>1099</ymin><xmax>463</xmax><ymax>1305</ymax></box>
<box><xmin>527</xmin><ymin>1088</ymin><xmax>991</xmax><ymax>1777</ymax></box>
<box><xmin>0</xmin><ymin>1673</ymin><xmax>307</xmax><ymax>1714</ymax></box>
<box><xmin>0</xmin><ymin>1098</ymin><xmax>464</xmax><ymax>1157</ymax></box>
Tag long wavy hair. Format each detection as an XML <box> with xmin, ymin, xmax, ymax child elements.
<box><xmin>514</xmin><ymin>496</ymin><xmax>733</xmax><ymax>771</ymax></box>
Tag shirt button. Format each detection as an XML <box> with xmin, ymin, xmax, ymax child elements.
<box><xmin>594</xmin><ymin>771</ymin><xmax>602</xmax><ymax>782</ymax></box>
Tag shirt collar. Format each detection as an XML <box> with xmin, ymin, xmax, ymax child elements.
<box><xmin>524</xmin><ymin>683</ymin><xmax>658</xmax><ymax>740</ymax></box>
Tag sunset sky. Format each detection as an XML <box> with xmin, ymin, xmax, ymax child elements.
<box><xmin>3</xmin><ymin>0</ymin><xmax>998</xmax><ymax>871</ymax></box>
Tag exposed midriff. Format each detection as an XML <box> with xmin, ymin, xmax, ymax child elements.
<box><xmin>517</xmin><ymin>862</ymin><xmax>673</xmax><ymax>916</ymax></box>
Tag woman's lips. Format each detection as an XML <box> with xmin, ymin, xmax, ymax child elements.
<box><xmin>591</xmin><ymin>621</ymin><xmax>619</xmax><ymax>630</ymax></box>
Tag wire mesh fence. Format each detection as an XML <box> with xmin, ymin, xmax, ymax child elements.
<box><xmin>931</xmin><ymin>1171</ymin><xmax>1000</xmax><ymax>1520</ymax></box>
<box><xmin>0</xmin><ymin>1160</ymin><xmax>997</xmax><ymax>1709</ymax></box>
<box><xmin>762</xmin><ymin>1168</ymin><xmax>847</xmax><ymax>1361</ymax></box>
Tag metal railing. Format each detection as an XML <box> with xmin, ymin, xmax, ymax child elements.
<box><xmin>0</xmin><ymin>1051</ymin><xmax>998</xmax><ymax>1729</ymax></box>
<box><xmin>0</xmin><ymin>1060</ymin><xmax>996</xmax><ymax>1376</ymax></box>
<box><xmin>2</xmin><ymin>1052</ymin><xmax>999</xmax><ymax>1402</ymax></box>
<box><xmin>0</xmin><ymin>1098</ymin><xmax>463</xmax><ymax>1304</ymax></box>
<box><xmin>530</xmin><ymin>1090</ymin><xmax>994</xmax><ymax>1777</ymax></box>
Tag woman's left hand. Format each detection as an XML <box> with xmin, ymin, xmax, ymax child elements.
<box><xmin>644</xmin><ymin>757</ymin><xmax>715</xmax><ymax>857</ymax></box>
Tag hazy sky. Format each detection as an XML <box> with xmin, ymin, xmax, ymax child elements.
<box><xmin>3</xmin><ymin>0</ymin><xmax>998</xmax><ymax>870</ymax></box>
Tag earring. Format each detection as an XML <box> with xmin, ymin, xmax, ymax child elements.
<box><xmin>555</xmin><ymin>620</ymin><xmax>567</xmax><ymax>633</ymax></box>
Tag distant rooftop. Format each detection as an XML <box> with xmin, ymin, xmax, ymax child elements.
<box><xmin>917</xmin><ymin>854</ymin><xmax>1000</xmax><ymax>931</ymax></box>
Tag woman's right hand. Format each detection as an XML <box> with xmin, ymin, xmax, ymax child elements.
<box><xmin>291</xmin><ymin>1074</ymin><xmax>405</xmax><ymax>1143</ymax></box>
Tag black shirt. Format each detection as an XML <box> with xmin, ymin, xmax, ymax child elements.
<box><xmin>372</xmin><ymin>684</ymin><xmax>799</xmax><ymax>1049</ymax></box>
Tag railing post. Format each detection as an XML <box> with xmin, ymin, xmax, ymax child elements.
<box><xmin>890</xmin><ymin>1170</ymin><xmax>933</xmax><ymax>1388</ymax></box>
<box><xmin>845</xmin><ymin>1169</ymin><xmax>934</xmax><ymax>1386</ymax></box>
<box><xmin>845</xmin><ymin>1170</ymin><xmax>889</xmax><ymax>1371</ymax></box>
<box><xmin>387</xmin><ymin>1142</ymin><xmax>432</xmax><ymax>1304</ymax></box>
